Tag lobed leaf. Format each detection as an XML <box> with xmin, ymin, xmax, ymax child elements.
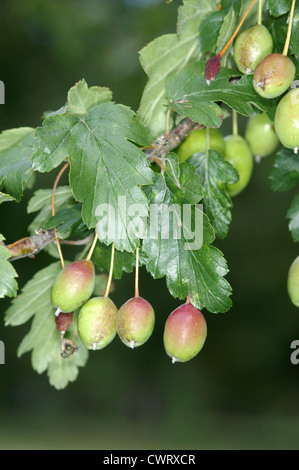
<box><xmin>290</xmin><ymin>3</ymin><xmax>299</xmax><ymax>58</ymax></box>
<box><xmin>64</xmin><ymin>79</ymin><xmax>113</xmax><ymax>117</ymax></box>
<box><xmin>0</xmin><ymin>192</ymin><xmax>15</xmax><ymax>204</ymax></box>
<box><xmin>269</xmin><ymin>148</ymin><xmax>299</xmax><ymax>192</ymax></box>
<box><xmin>93</xmin><ymin>242</ymin><xmax>138</xmax><ymax>280</ymax></box>
<box><xmin>138</xmin><ymin>0</ymin><xmax>214</xmax><ymax>137</ymax></box>
<box><xmin>142</xmin><ymin>170</ymin><xmax>232</xmax><ymax>313</ymax></box>
<box><xmin>267</xmin><ymin>0</ymin><xmax>292</xmax><ymax>17</ymax></box>
<box><xmin>0</xmin><ymin>234</ymin><xmax>18</xmax><ymax>299</ymax></box>
<box><xmin>5</xmin><ymin>261</ymin><xmax>88</xmax><ymax>390</ymax></box>
<box><xmin>189</xmin><ymin>150</ymin><xmax>239</xmax><ymax>239</ymax></box>
<box><xmin>32</xmin><ymin>101</ymin><xmax>153</xmax><ymax>251</ymax></box>
<box><xmin>216</xmin><ymin>6</ymin><xmax>237</xmax><ymax>54</ymax></box>
<box><xmin>166</xmin><ymin>62</ymin><xmax>272</xmax><ymax>127</ymax></box>
<box><xmin>0</xmin><ymin>127</ymin><xmax>34</xmax><ymax>201</ymax></box>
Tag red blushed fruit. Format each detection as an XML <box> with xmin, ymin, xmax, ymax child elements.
<box><xmin>163</xmin><ymin>303</ymin><xmax>207</xmax><ymax>363</ymax></box>
<box><xmin>55</xmin><ymin>312</ymin><xmax>74</xmax><ymax>332</ymax></box>
<box><xmin>51</xmin><ymin>260</ymin><xmax>95</xmax><ymax>314</ymax></box>
<box><xmin>117</xmin><ymin>296</ymin><xmax>155</xmax><ymax>348</ymax></box>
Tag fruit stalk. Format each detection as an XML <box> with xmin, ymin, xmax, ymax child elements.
<box><xmin>105</xmin><ymin>243</ymin><xmax>115</xmax><ymax>298</ymax></box>
<box><xmin>258</xmin><ymin>0</ymin><xmax>262</xmax><ymax>25</ymax></box>
<box><xmin>232</xmin><ymin>110</ymin><xmax>238</xmax><ymax>137</ymax></box>
<box><xmin>205</xmin><ymin>0</ymin><xmax>258</xmax><ymax>83</ymax></box>
<box><xmin>205</xmin><ymin>127</ymin><xmax>210</xmax><ymax>155</ymax></box>
<box><xmin>86</xmin><ymin>233</ymin><xmax>98</xmax><ymax>261</ymax></box>
<box><xmin>52</xmin><ymin>162</ymin><xmax>70</xmax><ymax>268</ymax></box>
<box><xmin>135</xmin><ymin>246</ymin><xmax>140</xmax><ymax>298</ymax></box>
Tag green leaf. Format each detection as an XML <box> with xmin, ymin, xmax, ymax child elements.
<box><xmin>290</xmin><ymin>3</ymin><xmax>299</xmax><ymax>58</ymax></box>
<box><xmin>216</xmin><ymin>6</ymin><xmax>237</xmax><ymax>54</ymax></box>
<box><xmin>47</xmin><ymin>331</ymin><xmax>88</xmax><ymax>390</ymax></box>
<box><xmin>269</xmin><ymin>148</ymin><xmax>299</xmax><ymax>192</ymax></box>
<box><xmin>5</xmin><ymin>262</ymin><xmax>61</xmax><ymax>326</ymax></box>
<box><xmin>0</xmin><ymin>235</ymin><xmax>18</xmax><ymax>298</ymax></box>
<box><xmin>32</xmin><ymin>101</ymin><xmax>153</xmax><ymax>251</ymax></box>
<box><xmin>221</xmin><ymin>0</ymin><xmax>243</xmax><ymax>15</ymax></box>
<box><xmin>197</xmin><ymin>10</ymin><xmax>226</xmax><ymax>53</ymax></box>
<box><xmin>27</xmin><ymin>186</ymin><xmax>74</xmax><ymax>234</ymax></box>
<box><xmin>142</xmin><ymin>170</ymin><xmax>232</xmax><ymax>313</ymax></box>
<box><xmin>138</xmin><ymin>0</ymin><xmax>214</xmax><ymax>137</ymax></box>
<box><xmin>267</xmin><ymin>0</ymin><xmax>292</xmax><ymax>17</ymax></box>
<box><xmin>0</xmin><ymin>192</ymin><xmax>15</xmax><ymax>204</ymax></box>
<box><xmin>189</xmin><ymin>150</ymin><xmax>239</xmax><ymax>239</ymax></box>
<box><xmin>266</xmin><ymin>16</ymin><xmax>288</xmax><ymax>54</ymax></box>
<box><xmin>287</xmin><ymin>193</ymin><xmax>299</xmax><ymax>242</ymax></box>
<box><xmin>93</xmin><ymin>242</ymin><xmax>138</xmax><ymax>279</ymax></box>
<box><xmin>166</xmin><ymin>62</ymin><xmax>272</xmax><ymax>127</ymax></box>
<box><xmin>165</xmin><ymin>158</ymin><xmax>204</xmax><ymax>205</ymax></box>
<box><xmin>42</xmin><ymin>204</ymin><xmax>85</xmax><ymax>239</ymax></box>
<box><xmin>64</xmin><ymin>79</ymin><xmax>113</xmax><ymax>117</ymax></box>
<box><xmin>0</xmin><ymin>127</ymin><xmax>34</xmax><ymax>201</ymax></box>
<box><xmin>5</xmin><ymin>261</ymin><xmax>88</xmax><ymax>389</ymax></box>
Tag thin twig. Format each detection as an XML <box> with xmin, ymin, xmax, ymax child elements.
<box><xmin>60</xmin><ymin>234</ymin><xmax>93</xmax><ymax>246</ymax></box>
<box><xmin>5</xmin><ymin>231</ymin><xmax>94</xmax><ymax>261</ymax></box>
<box><xmin>6</xmin><ymin>229</ymin><xmax>56</xmax><ymax>261</ymax></box>
<box><xmin>52</xmin><ymin>162</ymin><xmax>70</xmax><ymax>268</ymax></box>
<box><xmin>144</xmin><ymin>118</ymin><xmax>202</xmax><ymax>164</ymax></box>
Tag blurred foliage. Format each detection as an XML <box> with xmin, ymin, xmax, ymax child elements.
<box><xmin>0</xmin><ymin>0</ymin><xmax>299</xmax><ymax>449</ymax></box>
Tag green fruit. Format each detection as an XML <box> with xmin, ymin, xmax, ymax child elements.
<box><xmin>117</xmin><ymin>296</ymin><xmax>155</xmax><ymax>348</ymax></box>
<box><xmin>51</xmin><ymin>260</ymin><xmax>95</xmax><ymax>314</ymax></box>
<box><xmin>253</xmin><ymin>53</ymin><xmax>295</xmax><ymax>99</ymax></box>
<box><xmin>224</xmin><ymin>135</ymin><xmax>254</xmax><ymax>197</ymax></box>
<box><xmin>77</xmin><ymin>296</ymin><xmax>118</xmax><ymax>350</ymax></box>
<box><xmin>288</xmin><ymin>257</ymin><xmax>299</xmax><ymax>307</ymax></box>
<box><xmin>177</xmin><ymin>128</ymin><xmax>225</xmax><ymax>162</ymax></box>
<box><xmin>163</xmin><ymin>303</ymin><xmax>207</xmax><ymax>363</ymax></box>
<box><xmin>274</xmin><ymin>88</ymin><xmax>299</xmax><ymax>150</ymax></box>
<box><xmin>245</xmin><ymin>112</ymin><xmax>279</xmax><ymax>157</ymax></box>
<box><xmin>234</xmin><ymin>25</ymin><xmax>273</xmax><ymax>75</ymax></box>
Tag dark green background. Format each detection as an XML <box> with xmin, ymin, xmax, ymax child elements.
<box><xmin>0</xmin><ymin>0</ymin><xmax>299</xmax><ymax>450</ymax></box>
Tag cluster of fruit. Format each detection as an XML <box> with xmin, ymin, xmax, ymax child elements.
<box><xmin>231</xmin><ymin>18</ymin><xmax>299</xmax><ymax>309</ymax></box>
<box><xmin>49</xmin><ymin>5</ymin><xmax>298</xmax><ymax>363</ymax></box>
<box><xmin>177</xmin><ymin>111</ymin><xmax>279</xmax><ymax>197</ymax></box>
<box><xmin>50</xmin><ymin>259</ymin><xmax>207</xmax><ymax>363</ymax></box>
<box><xmin>179</xmin><ymin>15</ymin><xmax>298</xmax><ymax>198</ymax></box>
<box><xmin>234</xmin><ymin>23</ymin><xmax>298</xmax><ymax>152</ymax></box>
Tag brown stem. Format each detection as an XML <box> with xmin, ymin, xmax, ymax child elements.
<box><xmin>5</xmin><ymin>230</ymin><xmax>94</xmax><ymax>261</ymax></box>
<box><xmin>6</xmin><ymin>229</ymin><xmax>56</xmax><ymax>261</ymax></box>
<box><xmin>144</xmin><ymin>118</ymin><xmax>203</xmax><ymax>164</ymax></box>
